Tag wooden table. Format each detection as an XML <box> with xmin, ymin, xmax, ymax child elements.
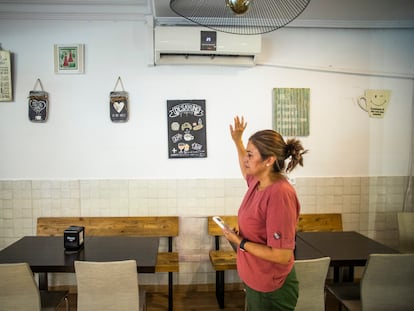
<box><xmin>0</xmin><ymin>236</ymin><xmax>159</xmax><ymax>289</ymax></box>
<box><xmin>296</xmin><ymin>231</ymin><xmax>398</xmax><ymax>281</ymax></box>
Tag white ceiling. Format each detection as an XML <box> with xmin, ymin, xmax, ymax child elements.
<box><xmin>1</xmin><ymin>0</ymin><xmax>414</xmax><ymax>28</ymax></box>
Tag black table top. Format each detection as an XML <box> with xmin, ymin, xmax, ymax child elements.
<box><xmin>0</xmin><ymin>236</ymin><xmax>160</xmax><ymax>273</ymax></box>
<box><xmin>294</xmin><ymin>236</ymin><xmax>325</xmax><ymax>260</ymax></box>
<box><xmin>296</xmin><ymin>231</ymin><xmax>398</xmax><ymax>266</ymax></box>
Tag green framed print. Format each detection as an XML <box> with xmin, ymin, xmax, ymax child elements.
<box><xmin>54</xmin><ymin>44</ymin><xmax>84</xmax><ymax>74</ymax></box>
<box><xmin>273</xmin><ymin>88</ymin><xmax>310</xmax><ymax>137</ymax></box>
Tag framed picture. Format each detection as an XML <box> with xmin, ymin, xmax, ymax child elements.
<box><xmin>273</xmin><ymin>88</ymin><xmax>310</xmax><ymax>137</ymax></box>
<box><xmin>54</xmin><ymin>44</ymin><xmax>84</xmax><ymax>74</ymax></box>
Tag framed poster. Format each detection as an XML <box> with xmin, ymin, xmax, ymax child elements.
<box><xmin>273</xmin><ymin>88</ymin><xmax>310</xmax><ymax>136</ymax></box>
<box><xmin>54</xmin><ymin>44</ymin><xmax>84</xmax><ymax>74</ymax></box>
<box><xmin>0</xmin><ymin>49</ymin><xmax>12</xmax><ymax>101</ymax></box>
<box><xmin>167</xmin><ymin>99</ymin><xmax>207</xmax><ymax>159</ymax></box>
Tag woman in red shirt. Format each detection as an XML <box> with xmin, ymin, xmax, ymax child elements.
<box><xmin>223</xmin><ymin>116</ymin><xmax>307</xmax><ymax>310</ymax></box>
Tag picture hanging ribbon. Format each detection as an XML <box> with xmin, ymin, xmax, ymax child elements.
<box><xmin>110</xmin><ymin>76</ymin><xmax>129</xmax><ymax>122</ymax></box>
<box><xmin>28</xmin><ymin>78</ymin><xmax>48</xmax><ymax>122</ymax></box>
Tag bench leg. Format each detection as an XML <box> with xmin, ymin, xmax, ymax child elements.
<box><xmin>215</xmin><ymin>271</ymin><xmax>225</xmax><ymax>309</ymax></box>
<box><xmin>168</xmin><ymin>272</ymin><xmax>173</xmax><ymax>311</ymax></box>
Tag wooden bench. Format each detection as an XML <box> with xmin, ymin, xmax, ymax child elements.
<box><xmin>37</xmin><ymin>216</ymin><xmax>179</xmax><ymax>311</ymax></box>
<box><xmin>208</xmin><ymin>216</ymin><xmax>238</xmax><ymax>309</ymax></box>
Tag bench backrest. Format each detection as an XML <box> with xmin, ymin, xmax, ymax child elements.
<box><xmin>37</xmin><ymin>216</ymin><xmax>179</xmax><ymax>237</ymax></box>
<box><xmin>207</xmin><ymin>214</ymin><xmax>342</xmax><ymax>234</ymax></box>
<box><xmin>37</xmin><ymin>216</ymin><xmax>179</xmax><ymax>252</ymax></box>
<box><xmin>297</xmin><ymin>213</ymin><xmax>343</xmax><ymax>232</ymax></box>
<box><xmin>208</xmin><ymin>216</ymin><xmax>239</xmax><ymax>251</ymax></box>
<box><xmin>208</xmin><ymin>216</ymin><xmax>239</xmax><ymax>237</ymax></box>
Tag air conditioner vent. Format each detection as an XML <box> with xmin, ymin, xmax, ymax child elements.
<box><xmin>154</xmin><ymin>26</ymin><xmax>261</xmax><ymax>66</ymax></box>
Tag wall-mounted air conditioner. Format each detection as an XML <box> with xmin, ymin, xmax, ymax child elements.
<box><xmin>154</xmin><ymin>26</ymin><xmax>261</xmax><ymax>66</ymax></box>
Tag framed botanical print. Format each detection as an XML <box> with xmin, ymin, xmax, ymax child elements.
<box><xmin>54</xmin><ymin>44</ymin><xmax>84</xmax><ymax>74</ymax></box>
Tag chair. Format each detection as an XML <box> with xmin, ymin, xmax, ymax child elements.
<box><xmin>326</xmin><ymin>253</ymin><xmax>414</xmax><ymax>311</ymax></box>
<box><xmin>397</xmin><ymin>212</ymin><xmax>414</xmax><ymax>253</ymax></box>
<box><xmin>0</xmin><ymin>262</ymin><xmax>69</xmax><ymax>311</ymax></box>
<box><xmin>295</xmin><ymin>257</ymin><xmax>331</xmax><ymax>311</ymax></box>
<box><xmin>244</xmin><ymin>257</ymin><xmax>330</xmax><ymax>311</ymax></box>
<box><xmin>74</xmin><ymin>260</ymin><xmax>145</xmax><ymax>311</ymax></box>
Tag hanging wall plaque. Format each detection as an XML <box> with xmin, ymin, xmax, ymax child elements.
<box><xmin>167</xmin><ymin>99</ymin><xmax>207</xmax><ymax>159</ymax></box>
<box><xmin>110</xmin><ymin>77</ymin><xmax>129</xmax><ymax>122</ymax></box>
<box><xmin>28</xmin><ymin>79</ymin><xmax>48</xmax><ymax>122</ymax></box>
<box><xmin>0</xmin><ymin>48</ymin><xmax>12</xmax><ymax>101</ymax></box>
<box><xmin>272</xmin><ymin>88</ymin><xmax>310</xmax><ymax>136</ymax></box>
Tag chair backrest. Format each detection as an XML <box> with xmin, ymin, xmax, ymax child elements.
<box><xmin>360</xmin><ymin>253</ymin><xmax>414</xmax><ymax>311</ymax></box>
<box><xmin>294</xmin><ymin>257</ymin><xmax>331</xmax><ymax>311</ymax></box>
<box><xmin>397</xmin><ymin>212</ymin><xmax>414</xmax><ymax>252</ymax></box>
<box><xmin>75</xmin><ymin>260</ymin><xmax>140</xmax><ymax>311</ymax></box>
<box><xmin>0</xmin><ymin>263</ymin><xmax>41</xmax><ymax>311</ymax></box>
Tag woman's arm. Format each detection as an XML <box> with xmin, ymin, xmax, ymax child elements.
<box><xmin>229</xmin><ymin>116</ymin><xmax>248</xmax><ymax>179</ymax></box>
<box><xmin>223</xmin><ymin>229</ymin><xmax>293</xmax><ymax>265</ymax></box>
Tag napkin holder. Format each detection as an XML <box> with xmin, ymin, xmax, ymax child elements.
<box><xmin>64</xmin><ymin>226</ymin><xmax>85</xmax><ymax>251</ymax></box>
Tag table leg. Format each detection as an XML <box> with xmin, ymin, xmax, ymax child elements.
<box><xmin>333</xmin><ymin>266</ymin><xmax>355</xmax><ymax>282</ymax></box>
<box><xmin>215</xmin><ymin>271</ymin><xmax>225</xmax><ymax>309</ymax></box>
<box><xmin>38</xmin><ymin>272</ymin><xmax>48</xmax><ymax>290</ymax></box>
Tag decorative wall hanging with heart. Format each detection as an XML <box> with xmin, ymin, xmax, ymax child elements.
<box><xmin>110</xmin><ymin>76</ymin><xmax>129</xmax><ymax>123</ymax></box>
<box><xmin>28</xmin><ymin>79</ymin><xmax>49</xmax><ymax>122</ymax></box>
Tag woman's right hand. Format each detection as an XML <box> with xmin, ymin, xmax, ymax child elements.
<box><xmin>229</xmin><ymin>116</ymin><xmax>247</xmax><ymax>142</ymax></box>
<box><xmin>230</xmin><ymin>116</ymin><xmax>248</xmax><ymax>179</ymax></box>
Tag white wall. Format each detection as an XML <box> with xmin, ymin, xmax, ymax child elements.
<box><xmin>0</xmin><ymin>20</ymin><xmax>413</xmax><ymax>180</ymax></box>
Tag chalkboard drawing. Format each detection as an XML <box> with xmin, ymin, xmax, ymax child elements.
<box><xmin>167</xmin><ymin>100</ymin><xmax>207</xmax><ymax>159</ymax></box>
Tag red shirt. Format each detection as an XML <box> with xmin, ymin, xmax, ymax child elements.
<box><xmin>237</xmin><ymin>175</ymin><xmax>300</xmax><ymax>292</ymax></box>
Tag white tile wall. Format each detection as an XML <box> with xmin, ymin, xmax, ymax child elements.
<box><xmin>0</xmin><ymin>176</ymin><xmax>412</xmax><ymax>286</ymax></box>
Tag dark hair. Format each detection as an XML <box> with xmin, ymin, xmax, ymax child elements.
<box><xmin>249</xmin><ymin>130</ymin><xmax>308</xmax><ymax>173</ymax></box>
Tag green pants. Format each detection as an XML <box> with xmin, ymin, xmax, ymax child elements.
<box><xmin>245</xmin><ymin>267</ymin><xmax>299</xmax><ymax>311</ymax></box>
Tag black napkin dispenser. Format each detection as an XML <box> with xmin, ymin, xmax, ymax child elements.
<box><xmin>64</xmin><ymin>226</ymin><xmax>85</xmax><ymax>250</ymax></box>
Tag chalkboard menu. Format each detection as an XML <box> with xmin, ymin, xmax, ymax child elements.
<box><xmin>167</xmin><ymin>99</ymin><xmax>207</xmax><ymax>159</ymax></box>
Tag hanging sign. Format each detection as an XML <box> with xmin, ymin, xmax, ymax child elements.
<box><xmin>28</xmin><ymin>79</ymin><xmax>48</xmax><ymax>122</ymax></box>
<box><xmin>110</xmin><ymin>76</ymin><xmax>129</xmax><ymax>122</ymax></box>
<box><xmin>0</xmin><ymin>48</ymin><xmax>12</xmax><ymax>102</ymax></box>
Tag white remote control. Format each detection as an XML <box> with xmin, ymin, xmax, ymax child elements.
<box><xmin>212</xmin><ymin>216</ymin><xmax>232</xmax><ymax>231</ymax></box>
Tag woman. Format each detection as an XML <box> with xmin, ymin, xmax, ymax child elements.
<box><xmin>223</xmin><ymin>116</ymin><xmax>308</xmax><ymax>311</ymax></box>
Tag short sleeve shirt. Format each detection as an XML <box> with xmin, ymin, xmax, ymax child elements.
<box><xmin>237</xmin><ymin>175</ymin><xmax>300</xmax><ymax>292</ymax></box>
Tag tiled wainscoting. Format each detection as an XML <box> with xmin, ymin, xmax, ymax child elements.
<box><xmin>0</xmin><ymin>176</ymin><xmax>412</xmax><ymax>287</ymax></box>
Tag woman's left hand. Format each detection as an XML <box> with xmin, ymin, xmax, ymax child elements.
<box><xmin>223</xmin><ymin>228</ymin><xmax>243</xmax><ymax>246</ymax></box>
